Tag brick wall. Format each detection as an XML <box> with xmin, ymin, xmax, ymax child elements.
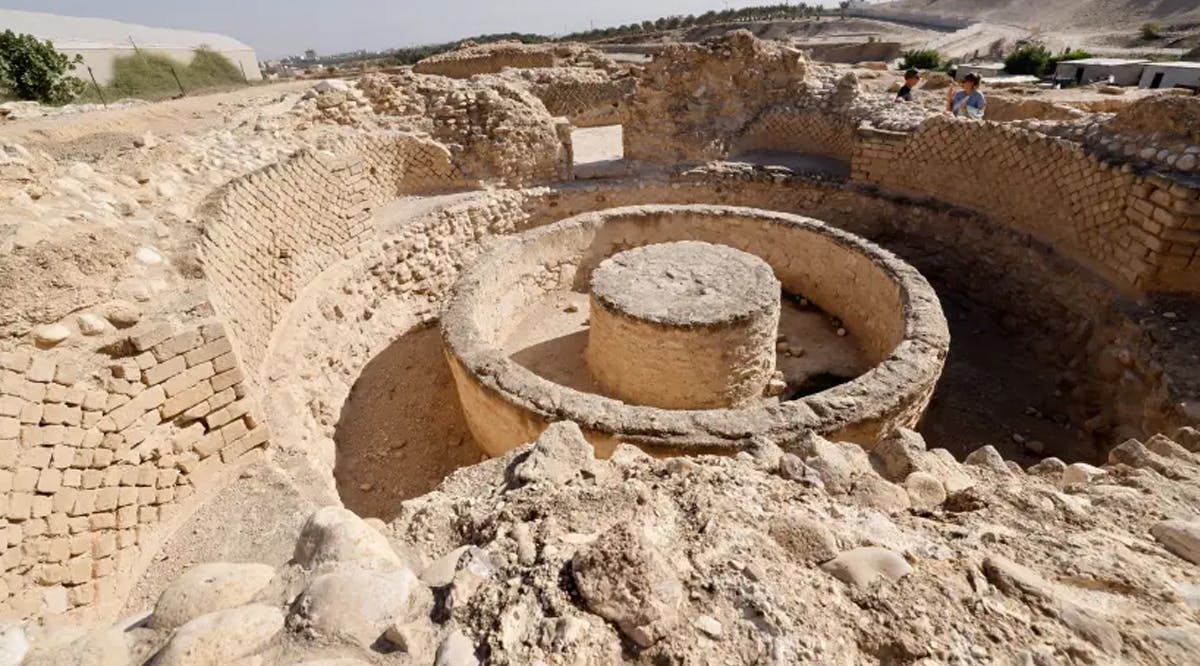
<box><xmin>733</xmin><ymin>105</ymin><xmax>856</xmax><ymax>162</ymax></box>
<box><xmin>0</xmin><ymin>319</ymin><xmax>266</xmax><ymax>620</ymax></box>
<box><xmin>851</xmin><ymin>118</ymin><xmax>1200</xmax><ymax>294</ymax></box>
<box><xmin>200</xmin><ymin>134</ymin><xmax>461</xmax><ymax>373</ymax></box>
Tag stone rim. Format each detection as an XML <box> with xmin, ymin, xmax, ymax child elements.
<box><xmin>442</xmin><ymin>204</ymin><xmax>950</xmax><ymax>453</ymax></box>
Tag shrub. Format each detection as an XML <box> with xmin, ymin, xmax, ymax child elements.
<box><xmin>900</xmin><ymin>49</ymin><xmax>942</xmax><ymax>71</ymax></box>
<box><xmin>0</xmin><ymin>30</ymin><xmax>86</xmax><ymax>104</ymax></box>
<box><xmin>106</xmin><ymin>48</ymin><xmax>246</xmax><ymax>99</ymax></box>
<box><xmin>1141</xmin><ymin>23</ymin><xmax>1162</xmax><ymax>40</ymax></box>
<box><xmin>1004</xmin><ymin>44</ymin><xmax>1053</xmax><ymax>76</ymax></box>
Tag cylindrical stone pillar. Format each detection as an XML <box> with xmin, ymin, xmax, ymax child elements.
<box><xmin>585</xmin><ymin>241</ymin><xmax>781</xmax><ymax>409</ymax></box>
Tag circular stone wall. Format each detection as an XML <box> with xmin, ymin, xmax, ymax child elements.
<box><xmin>586</xmin><ymin>241</ymin><xmax>781</xmax><ymax>409</ymax></box>
<box><xmin>442</xmin><ymin>204</ymin><xmax>949</xmax><ymax>457</ymax></box>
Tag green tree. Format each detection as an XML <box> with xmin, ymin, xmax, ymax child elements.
<box><xmin>900</xmin><ymin>49</ymin><xmax>943</xmax><ymax>71</ymax></box>
<box><xmin>0</xmin><ymin>30</ymin><xmax>86</xmax><ymax>104</ymax></box>
<box><xmin>1140</xmin><ymin>23</ymin><xmax>1162</xmax><ymax>40</ymax></box>
<box><xmin>1004</xmin><ymin>44</ymin><xmax>1053</xmax><ymax>76</ymax></box>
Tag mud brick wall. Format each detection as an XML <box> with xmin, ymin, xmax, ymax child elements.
<box><xmin>733</xmin><ymin>105</ymin><xmax>856</xmax><ymax>162</ymax></box>
<box><xmin>0</xmin><ymin>319</ymin><xmax>267</xmax><ymax>621</ymax></box>
<box><xmin>851</xmin><ymin>119</ymin><xmax>1200</xmax><ymax>294</ymax></box>
<box><xmin>414</xmin><ymin>51</ymin><xmax>556</xmax><ymax>78</ymax></box>
<box><xmin>521</xmin><ymin>71</ymin><xmax>632</xmax><ymax>128</ymax></box>
<box><xmin>201</xmin><ymin>134</ymin><xmax>460</xmax><ymax>373</ymax></box>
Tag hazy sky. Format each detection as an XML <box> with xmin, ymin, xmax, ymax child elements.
<box><xmin>3</xmin><ymin>1</ymin><xmax>841</xmax><ymax>59</ymax></box>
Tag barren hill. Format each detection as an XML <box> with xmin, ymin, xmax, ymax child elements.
<box><xmin>880</xmin><ymin>0</ymin><xmax>1200</xmax><ymax>29</ymax></box>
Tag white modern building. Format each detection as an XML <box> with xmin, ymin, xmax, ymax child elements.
<box><xmin>1138</xmin><ymin>61</ymin><xmax>1200</xmax><ymax>90</ymax></box>
<box><xmin>1054</xmin><ymin>58</ymin><xmax>1149</xmax><ymax>86</ymax></box>
<box><xmin>0</xmin><ymin>9</ymin><xmax>262</xmax><ymax>84</ymax></box>
<box><xmin>955</xmin><ymin>62</ymin><xmax>1005</xmax><ymax>81</ymax></box>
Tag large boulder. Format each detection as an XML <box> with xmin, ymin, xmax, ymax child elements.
<box><xmin>293</xmin><ymin>506</ymin><xmax>405</xmax><ymax>571</ymax></box>
<box><xmin>151</xmin><ymin>605</ymin><xmax>283</xmax><ymax>666</ymax></box>
<box><xmin>290</xmin><ymin>568</ymin><xmax>431</xmax><ymax>648</ymax></box>
<box><xmin>21</xmin><ymin>627</ymin><xmax>128</xmax><ymax>666</ymax></box>
<box><xmin>151</xmin><ymin>563</ymin><xmax>276</xmax><ymax>630</ymax></box>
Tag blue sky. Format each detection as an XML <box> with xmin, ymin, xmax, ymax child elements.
<box><xmin>2</xmin><ymin>1</ymin><xmax>841</xmax><ymax>59</ymax></box>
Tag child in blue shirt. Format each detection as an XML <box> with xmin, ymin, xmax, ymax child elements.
<box><xmin>946</xmin><ymin>73</ymin><xmax>986</xmax><ymax>119</ymax></box>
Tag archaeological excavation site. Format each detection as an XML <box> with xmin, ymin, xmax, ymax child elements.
<box><xmin>2</xmin><ymin>31</ymin><xmax>1200</xmax><ymax>665</ymax></box>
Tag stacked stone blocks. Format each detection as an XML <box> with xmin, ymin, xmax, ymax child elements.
<box><xmin>0</xmin><ymin>319</ymin><xmax>267</xmax><ymax>620</ymax></box>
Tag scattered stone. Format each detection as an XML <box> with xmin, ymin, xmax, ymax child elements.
<box><xmin>572</xmin><ymin>522</ymin><xmax>683</xmax><ymax>647</ymax></box>
<box><xmin>1027</xmin><ymin>457</ymin><xmax>1066</xmax><ymax>478</ymax></box>
<box><xmin>151</xmin><ymin>562</ymin><xmax>277</xmax><ymax>630</ymax></box>
<box><xmin>293</xmin><ymin>506</ymin><xmax>406</xmax><ymax>571</ymax></box>
<box><xmin>1150</xmin><ymin>520</ymin><xmax>1200</xmax><ymax>565</ymax></box>
<box><xmin>135</xmin><ymin>247</ymin><xmax>163</xmax><ymax>266</ymax></box>
<box><xmin>102</xmin><ymin>300</ymin><xmax>142</xmax><ymax>328</ymax></box>
<box><xmin>291</xmin><ymin>567</ymin><xmax>431</xmax><ymax>648</ymax></box>
<box><xmin>153</xmin><ymin>604</ymin><xmax>283</xmax><ymax>666</ymax></box>
<box><xmin>33</xmin><ymin>323</ymin><xmax>71</xmax><ymax>347</ymax></box>
<box><xmin>768</xmin><ymin>512</ymin><xmax>838</xmax><ymax>565</ymax></box>
<box><xmin>20</xmin><ymin>627</ymin><xmax>127</xmax><ymax>666</ymax></box>
<box><xmin>693</xmin><ymin>615</ymin><xmax>723</xmax><ymax>638</ymax></box>
<box><xmin>509</xmin><ymin>421</ymin><xmax>595</xmax><ymax>486</ymax></box>
<box><xmin>1061</xmin><ymin>462</ymin><xmax>1106</xmax><ymax>486</ymax></box>
<box><xmin>434</xmin><ymin>629</ymin><xmax>477</xmax><ymax>666</ymax></box>
<box><xmin>904</xmin><ymin>471</ymin><xmax>947</xmax><ymax>512</ymax></box>
<box><xmin>0</xmin><ymin>623</ymin><xmax>28</xmax><ymax>666</ymax></box>
<box><xmin>76</xmin><ymin>313</ymin><xmax>109</xmax><ymax>336</ymax></box>
<box><xmin>964</xmin><ymin>445</ymin><xmax>1010</xmax><ymax>474</ymax></box>
<box><xmin>819</xmin><ymin>547</ymin><xmax>911</xmax><ymax>588</ymax></box>
<box><xmin>1174</xmin><ymin>426</ymin><xmax>1200</xmax><ymax>453</ymax></box>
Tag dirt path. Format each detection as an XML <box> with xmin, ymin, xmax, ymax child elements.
<box><xmin>0</xmin><ymin>80</ymin><xmax>311</xmax><ymax>153</ymax></box>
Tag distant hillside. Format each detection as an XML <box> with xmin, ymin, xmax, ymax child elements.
<box><xmin>878</xmin><ymin>0</ymin><xmax>1200</xmax><ymax>29</ymax></box>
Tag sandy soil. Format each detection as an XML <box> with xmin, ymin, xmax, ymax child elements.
<box><xmin>332</xmin><ymin>324</ymin><xmax>485</xmax><ymax>522</ymax></box>
<box><xmin>0</xmin><ymin>81</ymin><xmax>310</xmax><ymax>156</ymax></box>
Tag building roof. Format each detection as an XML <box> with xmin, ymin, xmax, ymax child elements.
<box><xmin>1059</xmin><ymin>58</ymin><xmax>1150</xmax><ymax>67</ymax></box>
<box><xmin>0</xmin><ymin>9</ymin><xmax>253</xmax><ymax>52</ymax></box>
<box><xmin>1142</xmin><ymin>61</ymin><xmax>1200</xmax><ymax>70</ymax></box>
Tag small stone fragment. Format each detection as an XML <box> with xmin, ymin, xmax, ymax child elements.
<box><xmin>904</xmin><ymin>471</ymin><xmax>947</xmax><ymax>512</ymax></box>
<box><xmin>819</xmin><ymin>546</ymin><xmax>911</xmax><ymax>588</ymax></box>
<box><xmin>1151</xmin><ymin>520</ymin><xmax>1200</xmax><ymax>565</ymax></box>
<box><xmin>435</xmin><ymin>629</ymin><xmax>477</xmax><ymax>666</ymax></box>
<box><xmin>76</xmin><ymin>313</ymin><xmax>110</xmax><ymax>336</ymax></box>
<box><xmin>693</xmin><ymin>615</ymin><xmax>723</xmax><ymax>638</ymax></box>
<box><xmin>768</xmin><ymin>512</ymin><xmax>838</xmax><ymax>565</ymax></box>
<box><xmin>572</xmin><ymin>522</ymin><xmax>682</xmax><ymax>647</ymax></box>
<box><xmin>509</xmin><ymin>421</ymin><xmax>594</xmax><ymax>486</ymax></box>
<box><xmin>33</xmin><ymin>324</ymin><xmax>71</xmax><ymax>347</ymax></box>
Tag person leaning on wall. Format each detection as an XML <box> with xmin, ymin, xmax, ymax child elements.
<box><xmin>946</xmin><ymin>73</ymin><xmax>986</xmax><ymax>119</ymax></box>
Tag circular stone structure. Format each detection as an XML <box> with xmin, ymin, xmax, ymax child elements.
<box><xmin>586</xmin><ymin>241</ymin><xmax>781</xmax><ymax>409</ymax></box>
<box><xmin>442</xmin><ymin>204</ymin><xmax>949</xmax><ymax>458</ymax></box>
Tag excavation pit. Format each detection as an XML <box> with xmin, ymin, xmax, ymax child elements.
<box><xmin>586</xmin><ymin>241</ymin><xmax>781</xmax><ymax>409</ymax></box>
<box><xmin>442</xmin><ymin>204</ymin><xmax>950</xmax><ymax>458</ymax></box>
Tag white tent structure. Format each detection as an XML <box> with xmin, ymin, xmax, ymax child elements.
<box><xmin>0</xmin><ymin>9</ymin><xmax>262</xmax><ymax>84</ymax></box>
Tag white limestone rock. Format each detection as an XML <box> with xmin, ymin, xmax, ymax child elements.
<box><xmin>290</xmin><ymin>567</ymin><xmax>431</xmax><ymax>648</ymax></box>
<box><xmin>820</xmin><ymin>546</ymin><xmax>912</xmax><ymax>588</ymax></box>
<box><xmin>151</xmin><ymin>604</ymin><xmax>283</xmax><ymax>666</ymax></box>
<box><xmin>32</xmin><ymin>323</ymin><xmax>71</xmax><ymax>347</ymax></box>
<box><xmin>151</xmin><ymin>562</ymin><xmax>277</xmax><ymax>630</ymax></box>
<box><xmin>1151</xmin><ymin>520</ymin><xmax>1200</xmax><ymax>565</ymax></box>
<box><xmin>293</xmin><ymin>506</ymin><xmax>406</xmax><ymax>571</ymax></box>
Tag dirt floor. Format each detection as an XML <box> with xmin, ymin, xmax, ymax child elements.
<box><xmin>332</xmin><ymin>324</ymin><xmax>484</xmax><ymax>521</ymax></box>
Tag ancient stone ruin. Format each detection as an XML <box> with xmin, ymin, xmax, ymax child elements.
<box><xmin>0</xmin><ymin>31</ymin><xmax>1198</xmax><ymax>665</ymax></box>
